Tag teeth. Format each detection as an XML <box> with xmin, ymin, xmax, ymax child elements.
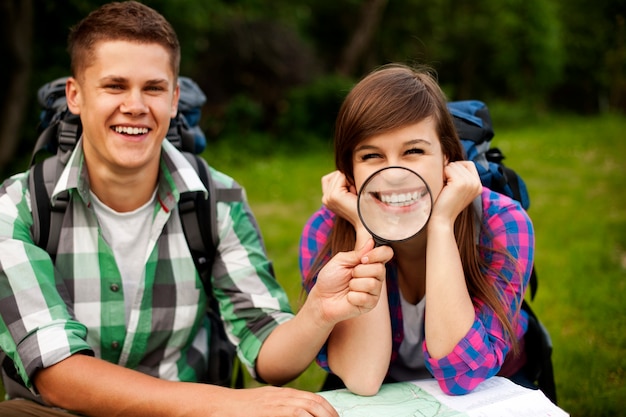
<box><xmin>114</xmin><ymin>126</ymin><xmax>149</xmax><ymax>135</ymax></box>
<box><xmin>379</xmin><ymin>190</ymin><xmax>426</xmax><ymax>207</ymax></box>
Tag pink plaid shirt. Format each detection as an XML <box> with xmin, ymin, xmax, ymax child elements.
<box><xmin>299</xmin><ymin>187</ymin><xmax>534</xmax><ymax>395</ymax></box>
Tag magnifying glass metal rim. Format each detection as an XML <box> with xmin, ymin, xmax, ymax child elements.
<box><xmin>357</xmin><ymin>166</ymin><xmax>433</xmax><ymax>245</ymax></box>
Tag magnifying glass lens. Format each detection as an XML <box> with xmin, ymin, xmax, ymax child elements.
<box><xmin>357</xmin><ymin>166</ymin><xmax>432</xmax><ymax>243</ymax></box>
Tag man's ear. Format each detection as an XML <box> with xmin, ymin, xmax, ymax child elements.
<box><xmin>65</xmin><ymin>77</ymin><xmax>81</xmax><ymax>115</ymax></box>
<box><xmin>170</xmin><ymin>81</ymin><xmax>180</xmax><ymax>118</ymax></box>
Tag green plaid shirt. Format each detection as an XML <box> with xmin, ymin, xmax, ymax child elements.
<box><xmin>0</xmin><ymin>140</ymin><xmax>293</xmax><ymax>394</ymax></box>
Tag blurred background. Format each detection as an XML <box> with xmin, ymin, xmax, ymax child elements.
<box><xmin>0</xmin><ymin>1</ymin><xmax>624</xmax><ymax>416</ymax></box>
<box><xmin>1</xmin><ymin>0</ymin><xmax>624</xmax><ymax>175</ymax></box>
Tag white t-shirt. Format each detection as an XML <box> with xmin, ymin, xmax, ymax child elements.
<box><xmin>90</xmin><ymin>189</ymin><xmax>157</xmax><ymax>323</ymax></box>
<box><xmin>388</xmin><ymin>293</ymin><xmax>431</xmax><ymax>381</ymax></box>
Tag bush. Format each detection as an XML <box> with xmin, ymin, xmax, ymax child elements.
<box><xmin>276</xmin><ymin>74</ymin><xmax>354</xmax><ymax>145</ymax></box>
<box><xmin>205</xmin><ymin>75</ymin><xmax>353</xmax><ymax>154</ymax></box>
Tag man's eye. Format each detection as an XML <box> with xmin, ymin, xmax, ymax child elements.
<box><xmin>146</xmin><ymin>85</ymin><xmax>166</xmax><ymax>92</ymax></box>
<box><xmin>105</xmin><ymin>84</ymin><xmax>124</xmax><ymax>90</ymax></box>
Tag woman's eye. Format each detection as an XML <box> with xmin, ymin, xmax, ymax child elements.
<box><xmin>406</xmin><ymin>148</ymin><xmax>425</xmax><ymax>155</ymax></box>
<box><xmin>361</xmin><ymin>153</ymin><xmax>381</xmax><ymax>161</ymax></box>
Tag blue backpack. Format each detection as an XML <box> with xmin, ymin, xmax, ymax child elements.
<box><xmin>447</xmin><ymin>100</ymin><xmax>536</xmax><ymax>296</ymax></box>
<box><xmin>448</xmin><ymin>100</ymin><xmax>557</xmax><ymax>404</ymax></box>
<box><xmin>447</xmin><ymin>100</ymin><xmax>530</xmax><ymax>210</ymax></box>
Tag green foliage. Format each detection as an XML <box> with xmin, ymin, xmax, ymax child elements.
<box><xmin>146</xmin><ymin>0</ymin><xmax>314</xmax><ymax>75</ymax></box>
<box><xmin>4</xmin><ymin>0</ymin><xmax>623</xmax><ymax>179</ymax></box>
<box><xmin>550</xmin><ymin>0</ymin><xmax>626</xmax><ymax>113</ymax></box>
<box><xmin>203</xmin><ymin>75</ymin><xmax>354</xmax><ymax>154</ymax></box>
<box><xmin>213</xmin><ymin>94</ymin><xmax>265</xmax><ymax>138</ymax></box>
<box><xmin>377</xmin><ymin>0</ymin><xmax>564</xmax><ymax>101</ymax></box>
<box><xmin>276</xmin><ymin>74</ymin><xmax>355</xmax><ymax>143</ymax></box>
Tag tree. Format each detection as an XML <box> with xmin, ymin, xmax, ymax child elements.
<box><xmin>550</xmin><ymin>0</ymin><xmax>626</xmax><ymax>113</ymax></box>
<box><xmin>336</xmin><ymin>0</ymin><xmax>389</xmax><ymax>76</ymax></box>
<box><xmin>0</xmin><ymin>0</ymin><xmax>33</xmax><ymax>175</ymax></box>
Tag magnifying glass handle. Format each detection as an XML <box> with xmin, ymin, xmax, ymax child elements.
<box><xmin>373</xmin><ymin>237</ymin><xmax>388</xmax><ymax>247</ymax></box>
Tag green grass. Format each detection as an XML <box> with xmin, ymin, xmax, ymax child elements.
<box><xmin>487</xmin><ymin>112</ymin><xmax>626</xmax><ymax>416</ymax></box>
<box><xmin>2</xmin><ymin>113</ymin><xmax>624</xmax><ymax>416</ymax></box>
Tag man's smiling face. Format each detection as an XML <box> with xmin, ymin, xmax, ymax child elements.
<box><xmin>66</xmin><ymin>40</ymin><xmax>179</xmax><ymax>176</ymax></box>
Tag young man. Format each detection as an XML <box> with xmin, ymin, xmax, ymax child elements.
<box><xmin>0</xmin><ymin>2</ymin><xmax>392</xmax><ymax>416</ymax></box>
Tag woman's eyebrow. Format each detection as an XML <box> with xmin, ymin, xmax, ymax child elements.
<box><xmin>406</xmin><ymin>138</ymin><xmax>432</xmax><ymax>146</ymax></box>
<box><xmin>354</xmin><ymin>144</ymin><xmax>379</xmax><ymax>152</ymax></box>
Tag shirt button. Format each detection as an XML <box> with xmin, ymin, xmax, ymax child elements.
<box><xmin>110</xmin><ymin>283</ymin><xmax>120</xmax><ymax>292</ymax></box>
<box><xmin>111</xmin><ymin>341</ymin><xmax>120</xmax><ymax>349</ymax></box>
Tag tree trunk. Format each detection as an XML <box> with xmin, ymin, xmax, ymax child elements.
<box><xmin>336</xmin><ymin>0</ymin><xmax>388</xmax><ymax>77</ymax></box>
<box><xmin>0</xmin><ymin>0</ymin><xmax>33</xmax><ymax>175</ymax></box>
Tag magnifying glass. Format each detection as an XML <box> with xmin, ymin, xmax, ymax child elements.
<box><xmin>357</xmin><ymin>166</ymin><xmax>433</xmax><ymax>244</ymax></box>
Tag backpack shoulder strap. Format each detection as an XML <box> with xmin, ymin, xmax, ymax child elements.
<box><xmin>178</xmin><ymin>154</ymin><xmax>218</xmax><ymax>275</ymax></box>
<box><xmin>179</xmin><ymin>153</ymin><xmax>244</xmax><ymax>388</ymax></box>
<box><xmin>29</xmin><ymin>156</ymin><xmax>70</xmax><ymax>261</ymax></box>
<box><xmin>179</xmin><ymin>153</ymin><xmax>243</xmax><ymax>287</ymax></box>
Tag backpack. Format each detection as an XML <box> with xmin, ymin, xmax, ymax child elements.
<box><xmin>447</xmin><ymin>100</ymin><xmax>530</xmax><ymax>209</ymax></box>
<box><xmin>447</xmin><ymin>100</ymin><xmax>557</xmax><ymax>404</ymax></box>
<box><xmin>1</xmin><ymin>76</ymin><xmax>243</xmax><ymax>392</ymax></box>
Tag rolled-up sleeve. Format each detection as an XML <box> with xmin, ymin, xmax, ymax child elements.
<box><xmin>209</xmin><ymin>173</ymin><xmax>295</xmax><ymax>377</ymax></box>
<box><xmin>0</xmin><ymin>174</ymin><xmax>92</xmax><ymax>392</ymax></box>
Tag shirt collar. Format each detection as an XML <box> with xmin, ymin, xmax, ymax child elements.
<box><xmin>50</xmin><ymin>139</ymin><xmax>208</xmax><ymax>212</ymax></box>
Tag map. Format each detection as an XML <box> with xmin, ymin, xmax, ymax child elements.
<box><xmin>318</xmin><ymin>377</ymin><xmax>569</xmax><ymax>417</ymax></box>
<box><xmin>318</xmin><ymin>382</ymin><xmax>469</xmax><ymax>417</ymax></box>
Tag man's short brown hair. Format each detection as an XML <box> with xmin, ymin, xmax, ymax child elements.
<box><xmin>67</xmin><ymin>1</ymin><xmax>180</xmax><ymax>79</ymax></box>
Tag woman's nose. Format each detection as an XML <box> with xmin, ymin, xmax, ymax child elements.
<box><xmin>379</xmin><ymin>165</ymin><xmax>416</xmax><ymax>186</ymax></box>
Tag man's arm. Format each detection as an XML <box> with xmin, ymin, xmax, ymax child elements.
<box><xmin>35</xmin><ymin>354</ymin><xmax>338</xmax><ymax>417</ymax></box>
<box><xmin>256</xmin><ymin>240</ymin><xmax>393</xmax><ymax>386</ymax></box>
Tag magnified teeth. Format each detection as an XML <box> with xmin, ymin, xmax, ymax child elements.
<box><xmin>377</xmin><ymin>190</ymin><xmax>425</xmax><ymax>206</ymax></box>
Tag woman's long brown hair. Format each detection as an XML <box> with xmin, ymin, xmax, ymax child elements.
<box><xmin>306</xmin><ymin>64</ymin><xmax>521</xmax><ymax>353</ymax></box>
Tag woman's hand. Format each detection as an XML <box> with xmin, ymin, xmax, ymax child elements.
<box><xmin>430</xmin><ymin>161</ymin><xmax>482</xmax><ymax>226</ymax></box>
<box><xmin>321</xmin><ymin>171</ymin><xmax>360</xmax><ymax>227</ymax></box>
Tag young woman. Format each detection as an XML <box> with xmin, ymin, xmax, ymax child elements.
<box><xmin>300</xmin><ymin>64</ymin><xmax>534</xmax><ymax>397</ymax></box>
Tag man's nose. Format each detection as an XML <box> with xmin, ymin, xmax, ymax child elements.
<box><xmin>120</xmin><ymin>90</ymin><xmax>148</xmax><ymax>115</ymax></box>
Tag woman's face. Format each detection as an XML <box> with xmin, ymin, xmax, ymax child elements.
<box><xmin>352</xmin><ymin>117</ymin><xmax>448</xmax><ymax>206</ymax></box>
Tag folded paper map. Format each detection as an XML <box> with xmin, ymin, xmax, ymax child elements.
<box><xmin>318</xmin><ymin>376</ymin><xmax>569</xmax><ymax>417</ymax></box>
